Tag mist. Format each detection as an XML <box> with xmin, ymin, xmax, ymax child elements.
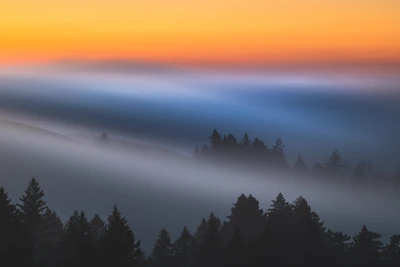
<box><xmin>1</xmin><ymin>65</ymin><xmax>400</xmax><ymax>252</ymax></box>
<box><xmin>0</xmin><ymin>116</ymin><xmax>399</xmax><ymax>252</ymax></box>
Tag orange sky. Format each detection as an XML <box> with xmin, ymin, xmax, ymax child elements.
<box><xmin>1</xmin><ymin>0</ymin><xmax>400</xmax><ymax>66</ymax></box>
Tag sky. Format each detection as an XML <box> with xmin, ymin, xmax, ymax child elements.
<box><xmin>1</xmin><ymin>0</ymin><xmax>400</xmax><ymax>67</ymax></box>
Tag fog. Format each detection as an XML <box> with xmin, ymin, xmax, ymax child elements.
<box><xmin>1</xmin><ymin>66</ymin><xmax>400</xmax><ymax>252</ymax></box>
<box><xmin>0</xmin><ymin>118</ymin><xmax>399</xmax><ymax>252</ymax></box>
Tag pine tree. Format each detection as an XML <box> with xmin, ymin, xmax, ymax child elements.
<box><xmin>223</xmin><ymin>229</ymin><xmax>247</xmax><ymax>267</ymax></box>
<box><xmin>209</xmin><ymin>129</ymin><xmax>222</xmax><ymax>150</ymax></box>
<box><xmin>263</xmin><ymin>193</ymin><xmax>294</xmax><ymax>264</ymax></box>
<box><xmin>0</xmin><ymin>186</ymin><xmax>31</xmax><ymax>267</ymax></box>
<box><xmin>271</xmin><ymin>138</ymin><xmax>287</xmax><ymax>168</ymax></box>
<box><xmin>292</xmin><ymin>196</ymin><xmax>327</xmax><ymax>264</ymax></box>
<box><xmin>326</xmin><ymin>230</ymin><xmax>351</xmax><ymax>264</ymax></box>
<box><xmin>90</xmin><ymin>214</ymin><xmax>106</xmax><ymax>240</ymax></box>
<box><xmin>148</xmin><ymin>229</ymin><xmax>173</xmax><ymax>267</ymax></box>
<box><xmin>194</xmin><ymin>218</ymin><xmax>208</xmax><ymax>243</ymax></box>
<box><xmin>240</xmin><ymin>133</ymin><xmax>251</xmax><ymax>148</ymax></box>
<box><xmin>327</xmin><ymin>150</ymin><xmax>342</xmax><ymax>174</ymax></box>
<box><xmin>100</xmin><ymin>205</ymin><xmax>142</xmax><ymax>267</ymax></box>
<box><xmin>194</xmin><ymin>213</ymin><xmax>222</xmax><ymax>267</ymax></box>
<box><xmin>352</xmin><ymin>225</ymin><xmax>383</xmax><ymax>265</ymax></box>
<box><xmin>172</xmin><ymin>226</ymin><xmax>195</xmax><ymax>267</ymax></box>
<box><xmin>18</xmin><ymin>177</ymin><xmax>48</xmax><ymax>266</ymax></box>
<box><xmin>293</xmin><ymin>154</ymin><xmax>308</xmax><ymax>172</ymax></box>
<box><xmin>267</xmin><ymin>192</ymin><xmax>292</xmax><ymax>219</ymax></box>
<box><xmin>383</xmin><ymin>234</ymin><xmax>400</xmax><ymax>265</ymax></box>
<box><xmin>36</xmin><ymin>208</ymin><xmax>64</xmax><ymax>267</ymax></box>
<box><xmin>58</xmin><ymin>211</ymin><xmax>97</xmax><ymax>267</ymax></box>
<box><xmin>222</xmin><ymin>194</ymin><xmax>266</xmax><ymax>244</ymax></box>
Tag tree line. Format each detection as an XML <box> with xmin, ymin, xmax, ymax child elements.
<box><xmin>193</xmin><ymin>129</ymin><xmax>400</xmax><ymax>180</ymax></box>
<box><xmin>1</xmin><ymin>177</ymin><xmax>400</xmax><ymax>266</ymax></box>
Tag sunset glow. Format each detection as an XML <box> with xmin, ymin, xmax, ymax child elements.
<box><xmin>1</xmin><ymin>0</ymin><xmax>399</xmax><ymax>66</ymax></box>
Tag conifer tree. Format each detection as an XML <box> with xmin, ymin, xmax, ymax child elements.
<box><xmin>271</xmin><ymin>138</ymin><xmax>287</xmax><ymax>168</ymax></box>
<box><xmin>58</xmin><ymin>211</ymin><xmax>97</xmax><ymax>267</ymax></box>
<box><xmin>90</xmin><ymin>214</ymin><xmax>106</xmax><ymax>240</ymax></box>
<box><xmin>36</xmin><ymin>208</ymin><xmax>64</xmax><ymax>267</ymax></box>
<box><xmin>148</xmin><ymin>228</ymin><xmax>173</xmax><ymax>267</ymax></box>
<box><xmin>209</xmin><ymin>129</ymin><xmax>222</xmax><ymax>150</ymax></box>
<box><xmin>383</xmin><ymin>234</ymin><xmax>400</xmax><ymax>265</ymax></box>
<box><xmin>172</xmin><ymin>226</ymin><xmax>195</xmax><ymax>267</ymax></box>
<box><xmin>327</xmin><ymin>150</ymin><xmax>342</xmax><ymax>174</ymax></box>
<box><xmin>223</xmin><ymin>229</ymin><xmax>247</xmax><ymax>267</ymax></box>
<box><xmin>0</xmin><ymin>186</ymin><xmax>31</xmax><ymax>267</ymax></box>
<box><xmin>194</xmin><ymin>213</ymin><xmax>222</xmax><ymax>267</ymax></box>
<box><xmin>100</xmin><ymin>205</ymin><xmax>142</xmax><ymax>267</ymax></box>
<box><xmin>18</xmin><ymin>177</ymin><xmax>48</xmax><ymax>266</ymax></box>
<box><xmin>222</xmin><ymin>194</ymin><xmax>265</xmax><ymax>244</ymax></box>
<box><xmin>352</xmin><ymin>225</ymin><xmax>383</xmax><ymax>265</ymax></box>
<box><xmin>293</xmin><ymin>154</ymin><xmax>308</xmax><ymax>171</ymax></box>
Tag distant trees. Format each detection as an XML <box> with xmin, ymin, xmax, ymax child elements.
<box><xmin>1</xmin><ymin>178</ymin><xmax>400</xmax><ymax>266</ymax></box>
<box><xmin>194</xmin><ymin>129</ymin><xmax>400</xmax><ymax>180</ymax></box>
<box><xmin>293</xmin><ymin>154</ymin><xmax>308</xmax><ymax>172</ymax></box>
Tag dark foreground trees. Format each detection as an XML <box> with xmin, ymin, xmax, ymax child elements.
<box><xmin>1</xmin><ymin>178</ymin><xmax>399</xmax><ymax>267</ymax></box>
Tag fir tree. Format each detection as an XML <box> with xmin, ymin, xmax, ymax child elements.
<box><xmin>327</xmin><ymin>150</ymin><xmax>342</xmax><ymax>174</ymax></box>
<box><xmin>223</xmin><ymin>229</ymin><xmax>247</xmax><ymax>267</ymax></box>
<box><xmin>271</xmin><ymin>138</ymin><xmax>287</xmax><ymax>168</ymax></box>
<box><xmin>194</xmin><ymin>213</ymin><xmax>222</xmax><ymax>267</ymax></box>
<box><xmin>148</xmin><ymin>229</ymin><xmax>173</xmax><ymax>267</ymax></box>
<box><xmin>18</xmin><ymin>177</ymin><xmax>48</xmax><ymax>266</ymax></box>
<box><xmin>172</xmin><ymin>226</ymin><xmax>195</xmax><ymax>267</ymax></box>
<box><xmin>0</xmin><ymin>186</ymin><xmax>31</xmax><ymax>267</ymax></box>
<box><xmin>383</xmin><ymin>234</ymin><xmax>400</xmax><ymax>265</ymax></box>
<box><xmin>352</xmin><ymin>225</ymin><xmax>383</xmax><ymax>265</ymax></box>
<box><xmin>58</xmin><ymin>211</ymin><xmax>97</xmax><ymax>267</ymax></box>
<box><xmin>90</xmin><ymin>214</ymin><xmax>106</xmax><ymax>240</ymax></box>
<box><xmin>100</xmin><ymin>205</ymin><xmax>142</xmax><ymax>267</ymax></box>
<box><xmin>223</xmin><ymin>194</ymin><xmax>265</xmax><ymax>244</ymax></box>
<box><xmin>293</xmin><ymin>154</ymin><xmax>308</xmax><ymax>171</ymax></box>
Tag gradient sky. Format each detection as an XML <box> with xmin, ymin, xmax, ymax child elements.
<box><xmin>1</xmin><ymin>0</ymin><xmax>400</xmax><ymax>66</ymax></box>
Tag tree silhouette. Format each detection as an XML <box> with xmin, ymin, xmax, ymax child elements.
<box><xmin>223</xmin><ymin>229</ymin><xmax>247</xmax><ymax>267</ymax></box>
<box><xmin>58</xmin><ymin>211</ymin><xmax>97</xmax><ymax>267</ymax></box>
<box><xmin>194</xmin><ymin>212</ymin><xmax>222</xmax><ymax>267</ymax></box>
<box><xmin>222</xmin><ymin>194</ymin><xmax>266</xmax><ymax>244</ymax></box>
<box><xmin>209</xmin><ymin>129</ymin><xmax>222</xmax><ymax>151</ymax></box>
<box><xmin>90</xmin><ymin>214</ymin><xmax>106</xmax><ymax>240</ymax></box>
<box><xmin>352</xmin><ymin>225</ymin><xmax>383</xmax><ymax>265</ymax></box>
<box><xmin>100</xmin><ymin>205</ymin><xmax>142</xmax><ymax>267</ymax></box>
<box><xmin>292</xmin><ymin>196</ymin><xmax>327</xmax><ymax>264</ymax></box>
<box><xmin>172</xmin><ymin>226</ymin><xmax>195</xmax><ymax>267</ymax></box>
<box><xmin>326</xmin><ymin>230</ymin><xmax>351</xmax><ymax>264</ymax></box>
<box><xmin>293</xmin><ymin>154</ymin><xmax>308</xmax><ymax>172</ymax></box>
<box><xmin>36</xmin><ymin>208</ymin><xmax>64</xmax><ymax>267</ymax></box>
<box><xmin>271</xmin><ymin>138</ymin><xmax>287</xmax><ymax>168</ymax></box>
<box><xmin>148</xmin><ymin>228</ymin><xmax>173</xmax><ymax>267</ymax></box>
<box><xmin>383</xmin><ymin>234</ymin><xmax>400</xmax><ymax>265</ymax></box>
<box><xmin>327</xmin><ymin>150</ymin><xmax>342</xmax><ymax>174</ymax></box>
<box><xmin>18</xmin><ymin>177</ymin><xmax>48</xmax><ymax>266</ymax></box>
<box><xmin>0</xmin><ymin>186</ymin><xmax>32</xmax><ymax>267</ymax></box>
